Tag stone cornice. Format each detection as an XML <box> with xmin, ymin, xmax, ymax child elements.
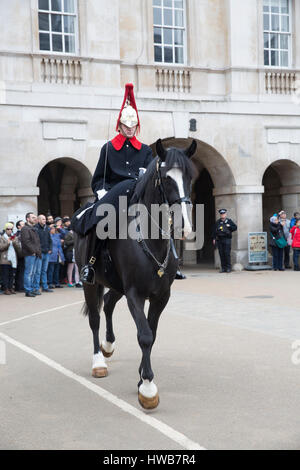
<box><xmin>213</xmin><ymin>186</ymin><xmax>265</xmax><ymax>196</ymax></box>
<box><xmin>0</xmin><ymin>187</ymin><xmax>40</xmax><ymax>196</ymax></box>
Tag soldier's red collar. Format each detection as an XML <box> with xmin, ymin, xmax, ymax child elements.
<box><xmin>111</xmin><ymin>133</ymin><xmax>142</xmax><ymax>151</ymax></box>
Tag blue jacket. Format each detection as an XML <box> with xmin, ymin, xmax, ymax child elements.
<box><xmin>49</xmin><ymin>233</ymin><xmax>65</xmax><ymax>263</ymax></box>
<box><xmin>291</xmin><ymin>218</ymin><xmax>297</xmax><ymax>228</ymax></box>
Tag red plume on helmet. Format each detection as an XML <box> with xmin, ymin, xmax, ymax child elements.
<box><xmin>116</xmin><ymin>83</ymin><xmax>140</xmax><ymax>132</ymax></box>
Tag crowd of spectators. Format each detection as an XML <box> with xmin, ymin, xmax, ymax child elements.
<box><xmin>0</xmin><ymin>212</ymin><xmax>82</xmax><ymax>297</ymax></box>
<box><xmin>269</xmin><ymin>210</ymin><xmax>300</xmax><ymax>271</ymax></box>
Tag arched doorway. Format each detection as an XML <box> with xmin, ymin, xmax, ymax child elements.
<box><xmin>150</xmin><ymin>138</ymin><xmax>236</xmax><ymax>266</ymax></box>
<box><xmin>37</xmin><ymin>157</ymin><xmax>93</xmax><ymax>217</ymax></box>
<box><xmin>262</xmin><ymin>159</ymin><xmax>300</xmax><ymax>231</ymax></box>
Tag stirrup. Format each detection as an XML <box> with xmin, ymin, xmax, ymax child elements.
<box><xmin>80</xmin><ymin>264</ymin><xmax>96</xmax><ymax>285</ymax></box>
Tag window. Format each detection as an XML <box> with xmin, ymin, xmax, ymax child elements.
<box><xmin>263</xmin><ymin>0</ymin><xmax>291</xmax><ymax>67</ymax></box>
<box><xmin>38</xmin><ymin>0</ymin><xmax>77</xmax><ymax>54</ymax></box>
<box><xmin>153</xmin><ymin>0</ymin><xmax>185</xmax><ymax>64</ymax></box>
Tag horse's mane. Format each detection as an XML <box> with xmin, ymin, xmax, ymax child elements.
<box><xmin>131</xmin><ymin>147</ymin><xmax>196</xmax><ymax>203</ymax></box>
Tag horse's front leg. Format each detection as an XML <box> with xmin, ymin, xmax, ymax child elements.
<box><xmin>100</xmin><ymin>289</ymin><xmax>123</xmax><ymax>358</ymax></box>
<box><xmin>147</xmin><ymin>291</ymin><xmax>170</xmax><ymax>351</ymax></box>
<box><xmin>126</xmin><ymin>289</ymin><xmax>159</xmax><ymax>410</ymax></box>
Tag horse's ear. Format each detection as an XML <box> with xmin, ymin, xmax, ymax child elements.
<box><xmin>185</xmin><ymin>139</ymin><xmax>197</xmax><ymax>158</ymax></box>
<box><xmin>156</xmin><ymin>139</ymin><xmax>167</xmax><ymax>161</ymax></box>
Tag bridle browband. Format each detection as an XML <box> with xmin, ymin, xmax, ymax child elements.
<box><xmin>155</xmin><ymin>158</ymin><xmax>192</xmax><ymax>207</ymax></box>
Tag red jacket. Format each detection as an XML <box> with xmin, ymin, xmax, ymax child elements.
<box><xmin>290</xmin><ymin>226</ymin><xmax>300</xmax><ymax>248</ymax></box>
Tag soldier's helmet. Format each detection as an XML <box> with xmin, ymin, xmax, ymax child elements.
<box><xmin>116</xmin><ymin>83</ymin><xmax>140</xmax><ymax>131</ymax></box>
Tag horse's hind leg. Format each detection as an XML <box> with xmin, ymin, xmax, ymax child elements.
<box><xmin>83</xmin><ymin>283</ymin><xmax>108</xmax><ymax>378</ymax></box>
<box><xmin>100</xmin><ymin>289</ymin><xmax>123</xmax><ymax>358</ymax></box>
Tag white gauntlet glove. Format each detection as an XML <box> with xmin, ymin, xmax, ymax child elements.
<box><xmin>96</xmin><ymin>189</ymin><xmax>107</xmax><ymax>200</ymax></box>
<box><xmin>138</xmin><ymin>167</ymin><xmax>146</xmax><ymax>179</ymax></box>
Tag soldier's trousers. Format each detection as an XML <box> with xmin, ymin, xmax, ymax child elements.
<box><xmin>217</xmin><ymin>238</ymin><xmax>232</xmax><ymax>271</ymax></box>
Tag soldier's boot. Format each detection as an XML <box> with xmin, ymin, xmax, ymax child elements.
<box><xmin>175</xmin><ymin>270</ymin><xmax>186</xmax><ymax>280</ymax></box>
<box><xmin>80</xmin><ymin>230</ymin><xmax>101</xmax><ymax>285</ymax></box>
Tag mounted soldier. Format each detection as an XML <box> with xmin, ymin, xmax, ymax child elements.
<box><xmin>72</xmin><ymin>82</ymin><xmax>186</xmax><ymax>284</ymax></box>
<box><xmin>72</xmin><ymin>83</ymin><xmax>153</xmax><ymax>284</ymax></box>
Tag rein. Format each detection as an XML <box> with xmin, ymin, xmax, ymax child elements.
<box><xmin>135</xmin><ymin>158</ymin><xmax>189</xmax><ymax>278</ymax></box>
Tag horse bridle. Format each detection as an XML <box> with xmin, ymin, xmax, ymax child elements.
<box><xmin>155</xmin><ymin>159</ymin><xmax>192</xmax><ymax>207</ymax></box>
<box><xmin>136</xmin><ymin>158</ymin><xmax>192</xmax><ymax>278</ymax></box>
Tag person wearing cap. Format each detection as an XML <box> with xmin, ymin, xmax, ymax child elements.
<box><xmin>278</xmin><ymin>210</ymin><xmax>291</xmax><ymax>269</ymax></box>
<box><xmin>0</xmin><ymin>222</ymin><xmax>21</xmax><ymax>295</ymax></box>
<box><xmin>72</xmin><ymin>83</ymin><xmax>153</xmax><ymax>284</ymax></box>
<box><xmin>213</xmin><ymin>209</ymin><xmax>237</xmax><ymax>273</ymax></box>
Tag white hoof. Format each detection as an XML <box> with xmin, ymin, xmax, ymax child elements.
<box><xmin>92</xmin><ymin>351</ymin><xmax>108</xmax><ymax>378</ymax></box>
<box><xmin>138</xmin><ymin>380</ymin><xmax>159</xmax><ymax>410</ymax></box>
<box><xmin>139</xmin><ymin>379</ymin><xmax>158</xmax><ymax>399</ymax></box>
<box><xmin>92</xmin><ymin>351</ymin><xmax>107</xmax><ymax>369</ymax></box>
<box><xmin>100</xmin><ymin>340</ymin><xmax>115</xmax><ymax>358</ymax></box>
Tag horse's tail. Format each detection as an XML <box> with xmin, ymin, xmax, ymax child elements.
<box><xmin>81</xmin><ymin>284</ymin><xmax>105</xmax><ymax>317</ymax></box>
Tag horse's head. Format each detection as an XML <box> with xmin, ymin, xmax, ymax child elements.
<box><xmin>155</xmin><ymin>139</ymin><xmax>197</xmax><ymax>239</ymax></box>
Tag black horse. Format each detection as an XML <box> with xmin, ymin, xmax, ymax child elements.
<box><xmin>74</xmin><ymin>139</ymin><xmax>197</xmax><ymax>409</ymax></box>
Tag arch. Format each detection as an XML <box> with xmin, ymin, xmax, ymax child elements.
<box><xmin>261</xmin><ymin>159</ymin><xmax>300</xmax><ymax>187</ymax></box>
<box><xmin>151</xmin><ymin>137</ymin><xmax>236</xmax><ymax>187</ymax></box>
<box><xmin>262</xmin><ymin>159</ymin><xmax>300</xmax><ymax>231</ymax></box>
<box><xmin>37</xmin><ymin>157</ymin><xmax>93</xmax><ymax>217</ymax></box>
<box><xmin>150</xmin><ymin>137</ymin><xmax>236</xmax><ymax>266</ymax></box>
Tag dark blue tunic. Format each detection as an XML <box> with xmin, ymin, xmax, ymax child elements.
<box><xmin>72</xmin><ymin>138</ymin><xmax>153</xmax><ymax>236</ymax></box>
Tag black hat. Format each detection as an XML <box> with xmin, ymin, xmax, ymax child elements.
<box><xmin>54</xmin><ymin>217</ymin><xmax>62</xmax><ymax>223</ymax></box>
<box><xmin>219</xmin><ymin>209</ymin><xmax>227</xmax><ymax>214</ymax></box>
<box><xmin>62</xmin><ymin>217</ymin><xmax>70</xmax><ymax>223</ymax></box>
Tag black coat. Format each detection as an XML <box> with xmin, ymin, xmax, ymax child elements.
<box><xmin>269</xmin><ymin>222</ymin><xmax>284</xmax><ymax>247</ymax></box>
<box><xmin>91</xmin><ymin>140</ymin><xmax>153</xmax><ymax>194</ymax></box>
<box><xmin>72</xmin><ymin>139</ymin><xmax>153</xmax><ymax>236</ymax></box>
<box><xmin>213</xmin><ymin>218</ymin><xmax>237</xmax><ymax>240</ymax></box>
<box><xmin>34</xmin><ymin>223</ymin><xmax>53</xmax><ymax>254</ymax></box>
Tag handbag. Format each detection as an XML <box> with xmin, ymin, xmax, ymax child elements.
<box><xmin>270</xmin><ymin>232</ymin><xmax>288</xmax><ymax>249</ymax></box>
<box><xmin>275</xmin><ymin>237</ymin><xmax>288</xmax><ymax>248</ymax></box>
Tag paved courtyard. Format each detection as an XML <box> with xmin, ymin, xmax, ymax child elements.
<box><xmin>1</xmin><ymin>267</ymin><xmax>300</xmax><ymax>450</ymax></box>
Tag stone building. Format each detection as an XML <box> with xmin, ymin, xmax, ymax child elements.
<box><xmin>0</xmin><ymin>0</ymin><xmax>299</xmax><ymax>267</ymax></box>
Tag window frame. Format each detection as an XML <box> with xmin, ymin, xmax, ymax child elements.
<box><xmin>263</xmin><ymin>0</ymin><xmax>292</xmax><ymax>69</ymax></box>
<box><xmin>153</xmin><ymin>0</ymin><xmax>187</xmax><ymax>66</ymax></box>
<box><xmin>38</xmin><ymin>0</ymin><xmax>79</xmax><ymax>56</ymax></box>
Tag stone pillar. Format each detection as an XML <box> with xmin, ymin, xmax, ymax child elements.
<box><xmin>0</xmin><ymin>187</ymin><xmax>40</xmax><ymax>228</ymax></box>
<box><xmin>78</xmin><ymin>187</ymin><xmax>94</xmax><ymax>206</ymax></box>
<box><xmin>59</xmin><ymin>193</ymin><xmax>76</xmax><ymax>217</ymax></box>
<box><xmin>213</xmin><ymin>185</ymin><xmax>264</xmax><ymax>268</ymax></box>
<box><xmin>280</xmin><ymin>185</ymin><xmax>300</xmax><ymax>219</ymax></box>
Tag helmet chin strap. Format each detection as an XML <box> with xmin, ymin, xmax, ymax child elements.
<box><xmin>118</xmin><ymin>125</ymin><xmax>137</xmax><ymax>138</ymax></box>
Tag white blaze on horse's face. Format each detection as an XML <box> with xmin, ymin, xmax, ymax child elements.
<box><xmin>166</xmin><ymin>167</ymin><xmax>192</xmax><ymax>238</ymax></box>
